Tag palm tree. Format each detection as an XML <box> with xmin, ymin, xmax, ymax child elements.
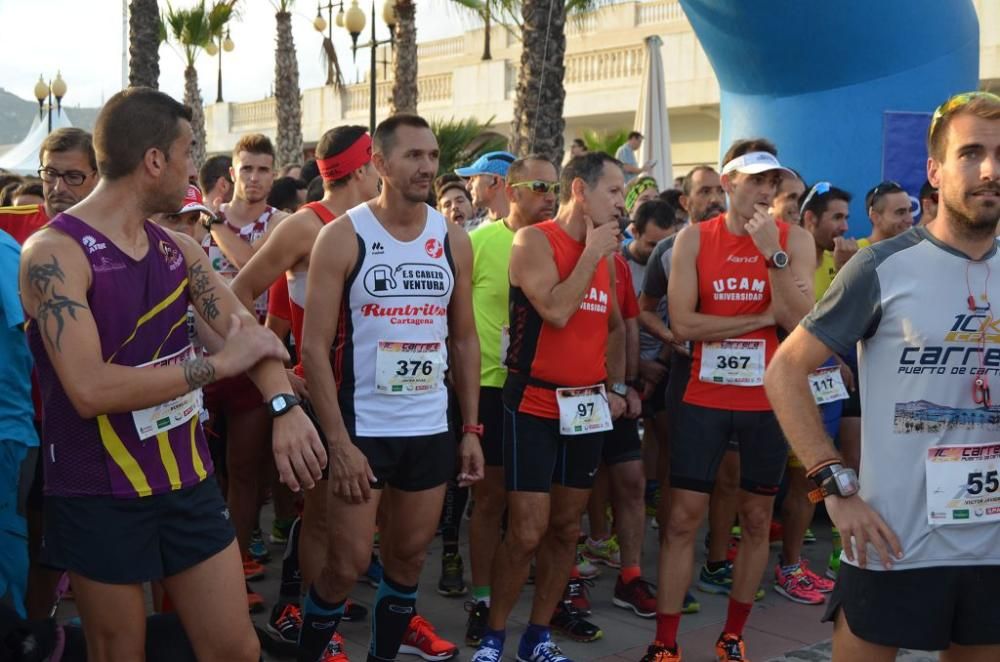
<box><xmin>432</xmin><ymin>116</ymin><xmax>508</xmax><ymax>176</ymax></box>
<box><xmin>582</xmin><ymin>128</ymin><xmax>629</xmax><ymax>157</ymax></box>
<box><xmin>164</xmin><ymin>0</ymin><xmax>236</xmax><ymax>168</ymax></box>
<box><xmin>129</xmin><ymin>0</ymin><xmax>161</xmax><ymax>88</ymax></box>
<box><xmin>391</xmin><ymin>0</ymin><xmax>418</xmax><ymax>115</ymax></box>
<box><xmin>272</xmin><ymin>0</ymin><xmax>303</xmax><ymax>168</ymax></box>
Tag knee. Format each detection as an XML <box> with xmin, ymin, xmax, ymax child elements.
<box><xmin>615</xmin><ymin>469</ymin><xmax>646</xmax><ymax>504</ymax></box>
<box><xmin>665</xmin><ymin>501</ymin><xmax>704</xmax><ymax>541</ymax></box>
<box><xmin>85</xmin><ymin>630</ymin><xmax>145</xmax><ymax>662</ymax></box>
<box><xmin>546</xmin><ymin>517</ymin><xmax>581</xmax><ymax>547</ymax></box>
<box><xmin>738</xmin><ymin>505</ymin><xmax>772</xmax><ymax>541</ymax></box>
<box><xmin>321</xmin><ymin>544</ymin><xmax>371</xmax><ymax>591</ymax></box>
<box><xmin>506</xmin><ymin>519</ymin><xmax>546</xmax><ymax>556</ymax></box>
<box><xmin>206</xmin><ymin>632</ymin><xmax>260</xmax><ymax>662</ymax></box>
<box><xmin>473</xmin><ymin>486</ymin><xmax>507</xmax><ymax>522</ymax></box>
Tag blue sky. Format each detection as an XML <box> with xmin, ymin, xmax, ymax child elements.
<box><xmin>0</xmin><ymin>0</ymin><xmax>477</xmax><ymax>108</ymax></box>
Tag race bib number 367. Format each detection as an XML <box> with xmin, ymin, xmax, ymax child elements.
<box><xmin>699</xmin><ymin>339</ymin><xmax>765</xmax><ymax>386</ymax></box>
<box><xmin>926</xmin><ymin>443</ymin><xmax>1000</xmax><ymax>525</ymax></box>
<box><xmin>375</xmin><ymin>341</ymin><xmax>444</xmax><ymax>395</ymax></box>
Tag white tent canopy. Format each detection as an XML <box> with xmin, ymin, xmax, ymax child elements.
<box><xmin>0</xmin><ymin>109</ymin><xmax>75</xmax><ymax>175</ymax></box>
<box><xmin>635</xmin><ymin>35</ymin><xmax>672</xmax><ymax>190</ymax></box>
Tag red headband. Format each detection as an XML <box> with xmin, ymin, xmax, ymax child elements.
<box><xmin>317</xmin><ymin>133</ymin><xmax>373</xmax><ymax>182</ymax></box>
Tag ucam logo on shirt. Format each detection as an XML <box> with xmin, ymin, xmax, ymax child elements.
<box><xmin>363</xmin><ymin>263</ymin><xmax>453</xmax><ymax>298</ymax></box>
<box><xmin>579</xmin><ymin>287</ymin><xmax>609</xmax><ymax>314</ymax></box>
<box><xmin>712</xmin><ymin>277</ymin><xmax>766</xmax><ymax>301</ymax></box>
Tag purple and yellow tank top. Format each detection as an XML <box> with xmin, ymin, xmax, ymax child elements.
<box><xmin>28</xmin><ymin>214</ymin><xmax>214</xmax><ymax>498</ymax></box>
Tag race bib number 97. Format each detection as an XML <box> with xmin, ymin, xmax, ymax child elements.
<box><xmin>375</xmin><ymin>341</ymin><xmax>444</xmax><ymax>395</ymax></box>
<box><xmin>926</xmin><ymin>443</ymin><xmax>1000</xmax><ymax>525</ymax></box>
<box><xmin>699</xmin><ymin>339</ymin><xmax>765</xmax><ymax>386</ymax></box>
<box><xmin>556</xmin><ymin>385</ymin><xmax>613</xmax><ymax>436</ymax></box>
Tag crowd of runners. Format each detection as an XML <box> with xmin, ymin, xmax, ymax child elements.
<box><xmin>0</xmin><ymin>86</ymin><xmax>998</xmax><ymax>662</ymax></box>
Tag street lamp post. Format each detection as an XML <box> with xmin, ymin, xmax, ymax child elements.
<box><xmin>343</xmin><ymin>0</ymin><xmax>396</xmax><ymax>134</ymax></box>
<box><xmin>34</xmin><ymin>72</ymin><xmax>68</xmax><ymax>134</ymax></box>
<box><xmin>206</xmin><ymin>29</ymin><xmax>235</xmax><ymax>103</ymax></box>
<box><xmin>314</xmin><ymin>1</ymin><xmax>346</xmax><ymax>86</ymax></box>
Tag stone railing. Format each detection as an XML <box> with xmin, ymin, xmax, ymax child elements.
<box><xmin>418</xmin><ymin>35</ymin><xmax>465</xmax><ymax>59</ymax></box>
<box><xmin>419</xmin><ymin>73</ymin><xmax>453</xmax><ymax>103</ymax></box>
<box><xmin>344</xmin><ymin>72</ymin><xmax>453</xmax><ymax>112</ymax></box>
<box><xmin>230</xmin><ymin>97</ymin><xmax>276</xmax><ymax>130</ymax></box>
<box><xmin>565</xmin><ymin>13</ymin><xmax>600</xmax><ymax>36</ymax></box>
<box><xmin>564</xmin><ymin>44</ymin><xmax>645</xmax><ymax>86</ymax></box>
<box><xmin>637</xmin><ymin>0</ymin><xmax>685</xmax><ymax>25</ymax></box>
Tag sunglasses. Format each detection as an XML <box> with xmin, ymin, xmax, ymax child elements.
<box><xmin>866</xmin><ymin>180</ymin><xmax>905</xmax><ymax>210</ymax></box>
<box><xmin>511</xmin><ymin>180</ymin><xmax>560</xmax><ymax>196</ymax></box>
<box><xmin>929</xmin><ymin>91</ymin><xmax>1000</xmax><ymax>140</ymax></box>
<box><xmin>799</xmin><ymin>181</ymin><xmax>831</xmax><ymax>216</ymax></box>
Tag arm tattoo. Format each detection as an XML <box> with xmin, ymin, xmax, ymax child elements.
<box><xmin>183</xmin><ymin>357</ymin><xmax>216</xmax><ymax>390</ymax></box>
<box><xmin>187</xmin><ymin>261</ymin><xmax>220</xmax><ymax>321</ymax></box>
<box><xmin>28</xmin><ymin>255</ymin><xmax>88</xmax><ymax>353</ymax></box>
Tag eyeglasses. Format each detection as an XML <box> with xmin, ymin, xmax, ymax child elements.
<box><xmin>799</xmin><ymin>181</ymin><xmax>831</xmax><ymax>216</ymax></box>
<box><xmin>930</xmin><ymin>91</ymin><xmax>1000</xmax><ymax>140</ymax></box>
<box><xmin>511</xmin><ymin>180</ymin><xmax>560</xmax><ymax>196</ymax></box>
<box><xmin>866</xmin><ymin>180</ymin><xmax>905</xmax><ymax>211</ymax></box>
<box><xmin>38</xmin><ymin>167</ymin><xmax>93</xmax><ymax>187</ymax></box>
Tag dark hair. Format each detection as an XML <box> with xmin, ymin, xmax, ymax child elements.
<box><xmin>681</xmin><ymin>165</ymin><xmax>717</xmax><ymax>196</ymax></box>
<box><xmin>658</xmin><ymin>188</ymin><xmax>683</xmax><ymax>211</ymax></box>
<box><xmin>572</xmin><ymin>138</ymin><xmax>587</xmax><ymax>150</ymax></box>
<box><xmin>633</xmin><ymin>199</ymin><xmax>678</xmax><ymax>235</ymax></box>
<box><xmin>721</xmin><ymin>138</ymin><xmax>778</xmax><ymax>168</ymax></box>
<box><xmin>920</xmin><ymin>179</ymin><xmax>937</xmax><ymax>200</ymax></box>
<box><xmin>627</xmin><ymin>131</ymin><xmax>643</xmax><ymax>141</ymax></box>
<box><xmin>317</xmin><ymin>125</ymin><xmax>369</xmax><ymax>188</ymax></box>
<box><xmin>0</xmin><ymin>181</ymin><xmax>21</xmax><ymax>207</ymax></box>
<box><xmin>801</xmin><ymin>184</ymin><xmax>852</xmax><ymax>220</ymax></box>
<box><xmin>306</xmin><ymin>175</ymin><xmax>324</xmax><ymax>203</ymax></box>
<box><xmin>199</xmin><ymin>154</ymin><xmax>232</xmax><ymax>194</ymax></box>
<box><xmin>12</xmin><ymin>180</ymin><xmax>43</xmax><ymax>202</ymax></box>
<box><xmin>300</xmin><ymin>158</ymin><xmax>319</xmax><ymax>185</ymax></box>
<box><xmin>928</xmin><ymin>92</ymin><xmax>1000</xmax><ymax>162</ymax></box>
<box><xmin>373</xmin><ymin>114</ymin><xmax>431</xmax><ymax>156</ymax></box>
<box><xmin>233</xmin><ymin>133</ymin><xmax>275</xmax><ymax>162</ymax></box>
<box><xmin>39</xmin><ymin>127</ymin><xmax>97</xmax><ymax>172</ymax></box>
<box><xmin>94</xmin><ymin>87</ymin><xmax>193</xmax><ymax>181</ymax></box>
<box><xmin>0</xmin><ymin>173</ymin><xmax>22</xmax><ymax>203</ymax></box>
<box><xmin>267</xmin><ymin>176</ymin><xmax>306</xmax><ymax>212</ymax></box>
<box><xmin>507</xmin><ymin>154</ymin><xmax>554</xmax><ymax>184</ymax></box>
<box><xmin>434</xmin><ymin>173</ymin><xmax>469</xmax><ymax>202</ymax></box>
<box><xmin>559</xmin><ymin>152</ymin><xmax>623</xmax><ymax>204</ymax></box>
<box><xmin>865</xmin><ymin>180</ymin><xmax>906</xmax><ymax>212</ymax></box>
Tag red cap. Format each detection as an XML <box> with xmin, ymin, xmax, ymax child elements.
<box><xmin>177</xmin><ymin>184</ymin><xmax>215</xmax><ymax>218</ymax></box>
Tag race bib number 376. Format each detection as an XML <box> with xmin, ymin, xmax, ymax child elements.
<box><xmin>926</xmin><ymin>443</ymin><xmax>1000</xmax><ymax>525</ymax></box>
<box><xmin>375</xmin><ymin>341</ymin><xmax>444</xmax><ymax>395</ymax></box>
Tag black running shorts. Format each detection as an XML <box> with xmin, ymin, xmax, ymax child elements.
<box><xmin>354</xmin><ymin>431</ymin><xmax>456</xmax><ymax>492</ymax></box>
<box><xmin>42</xmin><ymin>476</ymin><xmax>234</xmax><ymax>584</ymax></box>
<box><xmin>480</xmin><ymin>386</ymin><xmax>504</xmax><ymax>468</ymax></box>
<box><xmin>603</xmin><ymin>417</ymin><xmax>642</xmax><ymax>466</ymax></box>
<box><xmin>824</xmin><ymin>563</ymin><xmax>1000</xmax><ymax>650</ymax></box>
<box><xmin>502</xmin><ymin>406</ymin><xmax>604</xmax><ymax>492</ymax></box>
<box><xmin>670</xmin><ymin>402</ymin><xmax>787</xmax><ymax>495</ymax></box>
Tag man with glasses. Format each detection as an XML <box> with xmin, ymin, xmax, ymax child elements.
<box><xmin>456</xmin><ymin>151</ymin><xmax>515</xmax><ymax>232</ymax></box>
<box><xmin>0</xmin><ymin>128</ymin><xmax>98</xmax><ymax>246</ymax></box>
<box><xmin>464</xmin><ymin>154</ymin><xmax>563</xmax><ymax>646</ymax></box>
<box><xmin>862</xmin><ymin>181</ymin><xmax>914</xmax><ymax>247</ymax></box>
<box><xmin>767</xmin><ymin>91</ymin><xmax>1000</xmax><ymax>662</ymax></box>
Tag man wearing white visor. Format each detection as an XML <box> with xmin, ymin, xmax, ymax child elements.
<box><xmin>643</xmin><ymin>140</ymin><xmax>815</xmax><ymax>662</ymax></box>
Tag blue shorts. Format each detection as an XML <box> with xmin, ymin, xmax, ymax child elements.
<box><xmin>0</xmin><ymin>442</ymin><xmax>31</xmax><ymax>617</ymax></box>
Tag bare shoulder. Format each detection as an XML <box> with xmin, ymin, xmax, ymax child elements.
<box><xmin>21</xmin><ymin>226</ymin><xmax>90</xmax><ymax>283</ymax></box>
<box><xmin>313</xmin><ymin>213</ymin><xmax>360</xmax><ymax>270</ymax></box>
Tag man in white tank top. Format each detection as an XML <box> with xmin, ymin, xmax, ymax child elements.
<box><xmin>297</xmin><ymin>114</ymin><xmax>484</xmax><ymax>662</ymax></box>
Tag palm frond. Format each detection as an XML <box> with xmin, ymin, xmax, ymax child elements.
<box><xmin>432</xmin><ymin>116</ymin><xmax>508</xmax><ymax>176</ymax></box>
<box><xmin>582</xmin><ymin>128</ymin><xmax>629</xmax><ymax>157</ymax></box>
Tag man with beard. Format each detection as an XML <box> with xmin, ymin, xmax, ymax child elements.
<box><xmin>298</xmin><ymin>114</ymin><xmax>484</xmax><ymax>662</ymax></box>
<box><xmin>767</xmin><ymin>91</ymin><xmax>1000</xmax><ymax>662</ymax></box>
<box><xmin>456</xmin><ymin>152</ymin><xmax>514</xmax><ymax>232</ymax></box>
<box><xmin>861</xmin><ymin>181</ymin><xmax>914</xmax><ymax>247</ymax></box>
<box><xmin>18</xmin><ymin>86</ymin><xmax>324</xmax><ymax>662</ymax></box>
<box><xmin>0</xmin><ymin>129</ymin><xmax>98</xmax><ymax>245</ymax></box>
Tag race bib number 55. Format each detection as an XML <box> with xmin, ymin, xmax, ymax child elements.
<box><xmin>699</xmin><ymin>339</ymin><xmax>765</xmax><ymax>386</ymax></box>
<box><xmin>375</xmin><ymin>341</ymin><xmax>444</xmax><ymax>395</ymax></box>
<box><xmin>926</xmin><ymin>443</ymin><xmax>1000</xmax><ymax>525</ymax></box>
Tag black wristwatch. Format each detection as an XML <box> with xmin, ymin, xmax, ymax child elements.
<box><xmin>268</xmin><ymin>393</ymin><xmax>301</xmax><ymax>418</ymax></box>
<box><xmin>807</xmin><ymin>463</ymin><xmax>859</xmax><ymax>503</ymax></box>
<box><xmin>766</xmin><ymin>250</ymin><xmax>790</xmax><ymax>269</ymax></box>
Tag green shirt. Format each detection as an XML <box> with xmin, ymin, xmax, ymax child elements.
<box><xmin>470</xmin><ymin>219</ymin><xmax>515</xmax><ymax>387</ymax></box>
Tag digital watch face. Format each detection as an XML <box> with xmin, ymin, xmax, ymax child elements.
<box><xmin>834</xmin><ymin>469</ymin><xmax>858</xmax><ymax>496</ymax></box>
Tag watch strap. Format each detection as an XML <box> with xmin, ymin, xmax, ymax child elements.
<box><xmin>462</xmin><ymin>423</ymin><xmax>484</xmax><ymax>437</ymax></box>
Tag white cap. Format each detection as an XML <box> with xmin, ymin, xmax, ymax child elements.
<box><xmin>721</xmin><ymin>151</ymin><xmax>794</xmax><ymax>177</ymax></box>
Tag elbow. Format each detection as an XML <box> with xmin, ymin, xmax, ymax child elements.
<box><xmin>763</xmin><ymin>352</ymin><xmax>789</xmax><ymax>402</ymax></box>
<box><xmin>69</xmin><ymin>389</ymin><xmax>103</xmax><ymax>420</ymax></box>
<box><xmin>670</xmin><ymin>320</ymin><xmax>692</xmax><ymax>343</ymax></box>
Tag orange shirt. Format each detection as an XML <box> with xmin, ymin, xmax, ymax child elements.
<box><xmin>0</xmin><ymin>204</ymin><xmax>49</xmax><ymax>245</ymax></box>
<box><xmin>684</xmin><ymin>214</ymin><xmax>789</xmax><ymax>411</ymax></box>
<box><xmin>505</xmin><ymin>220</ymin><xmax>611</xmax><ymax>419</ymax></box>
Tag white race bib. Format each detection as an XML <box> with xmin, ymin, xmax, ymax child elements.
<box><xmin>375</xmin><ymin>341</ymin><xmax>445</xmax><ymax>395</ymax></box>
<box><xmin>556</xmin><ymin>384</ymin><xmax>613</xmax><ymax>436</ymax></box>
<box><xmin>809</xmin><ymin>366</ymin><xmax>849</xmax><ymax>405</ymax></box>
<box><xmin>926</xmin><ymin>443</ymin><xmax>1000</xmax><ymax>525</ymax></box>
<box><xmin>131</xmin><ymin>345</ymin><xmax>203</xmax><ymax>440</ymax></box>
<box><xmin>699</xmin><ymin>339</ymin><xmax>765</xmax><ymax>386</ymax></box>
<box><xmin>499</xmin><ymin>325</ymin><xmax>510</xmax><ymax>368</ymax></box>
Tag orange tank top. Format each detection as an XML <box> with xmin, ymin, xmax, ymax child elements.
<box><xmin>684</xmin><ymin>214</ymin><xmax>789</xmax><ymax>411</ymax></box>
<box><xmin>504</xmin><ymin>220</ymin><xmax>611</xmax><ymax>419</ymax></box>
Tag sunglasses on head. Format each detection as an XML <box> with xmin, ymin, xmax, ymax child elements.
<box><xmin>511</xmin><ymin>180</ymin><xmax>560</xmax><ymax>196</ymax></box>
<box><xmin>866</xmin><ymin>180</ymin><xmax>905</xmax><ymax>210</ymax></box>
<box><xmin>799</xmin><ymin>181</ymin><xmax>831</xmax><ymax>216</ymax></box>
<box><xmin>930</xmin><ymin>91</ymin><xmax>1000</xmax><ymax>139</ymax></box>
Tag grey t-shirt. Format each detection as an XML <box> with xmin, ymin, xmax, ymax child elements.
<box><xmin>622</xmin><ymin>244</ymin><xmax>661</xmax><ymax>359</ymax></box>
<box><xmin>616</xmin><ymin>143</ymin><xmax>638</xmax><ymax>183</ymax></box>
<box><xmin>802</xmin><ymin>226</ymin><xmax>1000</xmax><ymax>571</ymax></box>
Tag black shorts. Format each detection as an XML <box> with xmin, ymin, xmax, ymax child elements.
<box><xmin>503</xmin><ymin>406</ymin><xmax>604</xmax><ymax>492</ymax></box>
<box><xmin>603</xmin><ymin>417</ymin><xmax>642</xmax><ymax>466</ymax></box>
<box><xmin>641</xmin><ymin>369</ymin><xmax>669</xmax><ymax>418</ymax></box>
<box><xmin>824</xmin><ymin>563</ymin><xmax>1000</xmax><ymax>650</ymax></box>
<box><xmin>480</xmin><ymin>387</ymin><xmax>504</xmax><ymax>468</ymax></box>
<box><xmin>41</xmin><ymin>476</ymin><xmax>234</xmax><ymax>584</ymax></box>
<box><xmin>355</xmin><ymin>432</ymin><xmax>456</xmax><ymax>492</ymax></box>
<box><xmin>664</xmin><ymin>353</ymin><xmax>691</xmax><ymax>420</ymax></box>
<box><xmin>670</xmin><ymin>402</ymin><xmax>787</xmax><ymax>495</ymax></box>
<box><xmin>841</xmin><ymin>384</ymin><xmax>861</xmax><ymax>418</ymax></box>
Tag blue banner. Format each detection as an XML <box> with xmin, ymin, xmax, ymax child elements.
<box><xmin>882</xmin><ymin>111</ymin><xmax>933</xmax><ymax>221</ymax></box>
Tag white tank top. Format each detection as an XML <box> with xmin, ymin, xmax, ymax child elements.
<box><xmin>201</xmin><ymin>204</ymin><xmax>277</xmax><ymax>323</ymax></box>
<box><xmin>337</xmin><ymin>202</ymin><xmax>454</xmax><ymax>437</ymax></box>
